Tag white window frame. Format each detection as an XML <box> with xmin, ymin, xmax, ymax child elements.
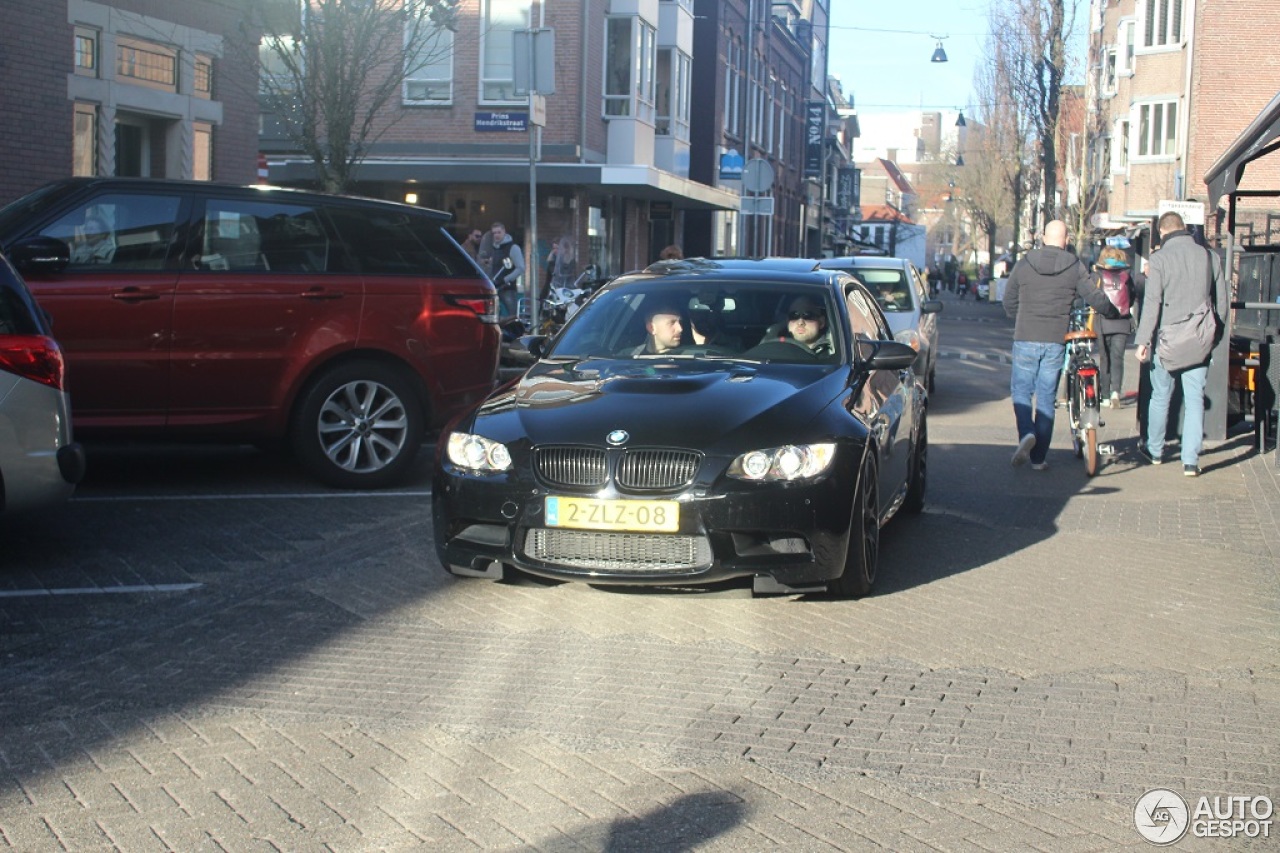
<box><xmin>1139</xmin><ymin>0</ymin><xmax>1182</xmax><ymax>51</ymax></box>
<box><xmin>404</xmin><ymin>0</ymin><xmax>454</xmax><ymax>105</ymax></box>
<box><xmin>1132</xmin><ymin>99</ymin><xmax>1177</xmax><ymax>161</ymax></box>
<box><xmin>480</xmin><ymin>0</ymin><xmax>528</xmax><ymax>104</ymax></box>
<box><xmin>1101</xmin><ymin>46</ymin><xmax>1117</xmax><ymax>97</ymax></box>
<box><xmin>1116</xmin><ymin>19</ymin><xmax>1136</xmax><ymax>75</ymax></box>
<box><xmin>1112</xmin><ymin>117</ymin><xmax>1130</xmax><ymax>173</ymax></box>
<box><xmin>602</xmin><ymin>14</ymin><xmax>656</xmax><ymax>122</ymax></box>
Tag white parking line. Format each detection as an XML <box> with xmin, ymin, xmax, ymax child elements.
<box><xmin>0</xmin><ymin>583</ymin><xmax>204</xmax><ymax>598</ymax></box>
<box><xmin>72</xmin><ymin>490</ymin><xmax>433</xmax><ymax>503</ymax></box>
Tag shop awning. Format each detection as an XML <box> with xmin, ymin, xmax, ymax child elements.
<box><xmin>264</xmin><ymin>158</ymin><xmax>741</xmax><ymax>212</ymax></box>
<box><xmin>1204</xmin><ymin>91</ymin><xmax>1280</xmax><ymax>210</ymax></box>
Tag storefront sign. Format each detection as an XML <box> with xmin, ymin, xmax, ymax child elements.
<box><xmin>804</xmin><ymin>101</ymin><xmax>825</xmax><ymax>178</ymax></box>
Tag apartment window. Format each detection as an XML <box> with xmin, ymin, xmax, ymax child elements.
<box><xmin>1116</xmin><ymin>19</ymin><xmax>1136</xmax><ymax>74</ymax></box>
<box><xmin>1101</xmin><ymin>47</ymin><xmax>1117</xmax><ymax>97</ymax></box>
<box><xmin>74</xmin><ymin>27</ymin><xmax>98</xmax><ymax>77</ymax></box>
<box><xmin>194</xmin><ymin>54</ymin><xmax>213</xmax><ymax>99</ymax></box>
<box><xmin>604</xmin><ymin>15</ymin><xmax>656</xmax><ymax>121</ymax></box>
<box><xmin>724</xmin><ymin>37</ymin><xmax>742</xmax><ymax>138</ymax></box>
<box><xmin>259</xmin><ymin>36</ymin><xmax>299</xmax><ymax>94</ymax></box>
<box><xmin>777</xmin><ymin>83</ymin><xmax>788</xmax><ymax>162</ymax></box>
<box><xmin>1135</xmin><ymin>100</ymin><xmax>1177</xmax><ymax>158</ymax></box>
<box><xmin>73</xmin><ymin>104</ymin><xmax>97</xmax><ymax>176</ymax></box>
<box><xmin>481</xmin><ymin>0</ymin><xmax>528</xmax><ymax>103</ymax></box>
<box><xmin>117</xmin><ymin>36</ymin><xmax>178</xmax><ymax>92</ymax></box>
<box><xmin>193</xmin><ymin>122</ymin><xmax>213</xmax><ymax>181</ymax></box>
<box><xmin>765</xmin><ymin>76</ymin><xmax>776</xmax><ymax>154</ymax></box>
<box><xmin>656</xmin><ymin>48</ymin><xmax>691</xmax><ymax>139</ymax></box>
<box><xmin>404</xmin><ymin>0</ymin><xmax>453</xmax><ymax>104</ymax></box>
<box><xmin>1141</xmin><ymin>0</ymin><xmax>1182</xmax><ymax>48</ymax></box>
<box><xmin>1112</xmin><ymin>118</ymin><xmax>1130</xmax><ymax>172</ymax></box>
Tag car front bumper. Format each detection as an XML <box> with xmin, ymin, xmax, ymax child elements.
<box><xmin>433</xmin><ymin>454</ymin><xmax>861</xmax><ymax>590</ymax></box>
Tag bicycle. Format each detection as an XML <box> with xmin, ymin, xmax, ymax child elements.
<box><xmin>1058</xmin><ymin>302</ymin><xmax>1103</xmax><ymax>476</ymax></box>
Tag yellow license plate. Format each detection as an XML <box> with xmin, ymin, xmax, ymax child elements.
<box><xmin>544</xmin><ymin>496</ymin><xmax>679</xmax><ymax>532</ymax></box>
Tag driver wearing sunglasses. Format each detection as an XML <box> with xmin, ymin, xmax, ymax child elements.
<box><xmin>785</xmin><ymin>295</ymin><xmax>833</xmax><ymax>355</ymax></box>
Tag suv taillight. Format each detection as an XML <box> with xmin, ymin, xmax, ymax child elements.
<box><xmin>446</xmin><ymin>294</ymin><xmax>500</xmax><ymax>324</ymax></box>
<box><xmin>0</xmin><ymin>335</ymin><xmax>67</xmax><ymax>390</ymax></box>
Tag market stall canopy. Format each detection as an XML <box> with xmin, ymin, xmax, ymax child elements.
<box><xmin>1205</xmin><ymin>91</ymin><xmax>1280</xmax><ymax>210</ymax></box>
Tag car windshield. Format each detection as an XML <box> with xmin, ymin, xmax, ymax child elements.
<box><xmin>855</xmin><ymin>269</ymin><xmax>915</xmax><ymax>313</ymax></box>
<box><xmin>548</xmin><ymin>280</ymin><xmax>844</xmax><ymax>365</ymax></box>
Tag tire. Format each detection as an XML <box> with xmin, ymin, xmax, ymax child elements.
<box><xmin>829</xmin><ymin>455</ymin><xmax>879</xmax><ymax>598</ymax></box>
<box><xmin>1073</xmin><ymin>375</ymin><xmax>1100</xmax><ymax>475</ymax></box>
<box><xmin>291</xmin><ymin>360</ymin><xmax>426</xmax><ymax>489</ymax></box>
<box><xmin>1082</xmin><ymin>426</ymin><xmax>1099</xmax><ymax>477</ymax></box>
<box><xmin>903</xmin><ymin>416</ymin><xmax>927</xmax><ymax>514</ymax></box>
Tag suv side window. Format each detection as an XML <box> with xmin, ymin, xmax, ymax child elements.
<box><xmin>40</xmin><ymin>193</ymin><xmax>182</xmax><ymax>270</ymax></box>
<box><xmin>327</xmin><ymin>208</ymin><xmax>475</xmax><ymax>277</ymax></box>
<box><xmin>193</xmin><ymin>198</ymin><xmax>336</xmax><ymax>273</ymax></box>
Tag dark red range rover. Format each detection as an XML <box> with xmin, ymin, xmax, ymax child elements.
<box><xmin>0</xmin><ymin>178</ymin><xmax>500</xmax><ymax>488</ymax></box>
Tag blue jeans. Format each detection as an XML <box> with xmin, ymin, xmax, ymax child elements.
<box><xmin>1147</xmin><ymin>350</ymin><xmax>1208</xmax><ymax>466</ymax></box>
<box><xmin>1011</xmin><ymin>341</ymin><xmax>1065</xmax><ymax>465</ymax></box>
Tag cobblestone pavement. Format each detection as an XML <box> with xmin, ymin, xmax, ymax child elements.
<box><xmin>1</xmin><ymin>293</ymin><xmax>1277</xmax><ymax>851</ymax></box>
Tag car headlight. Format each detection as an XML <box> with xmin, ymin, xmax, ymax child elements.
<box><xmin>446</xmin><ymin>432</ymin><xmax>512</xmax><ymax>472</ymax></box>
<box><xmin>895</xmin><ymin>329</ymin><xmax>922</xmax><ymax>351</ymax></box>
<box><xmin>727</xmin><ymin>443</ymin><xmax>837</xmax><ymax>481</ymax></box>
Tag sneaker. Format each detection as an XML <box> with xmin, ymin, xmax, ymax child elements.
<box><xmin>1100</xmin><ymin>398</ymin><xmax>1111</xmax><ymax>409</ymax></box>
<box><xmin>1183</xmin><ymin>464</ymin><xmax>1200</xmax><ymax>477</ymax></box>
<box><xmin>1137</xmin><ymin>446</ymin><xmax>1163</xmax><ymax>465</ymax></box>
<box><xmin>1030</xmin><ymin>462</ymin><xmax>1049</xmax><ymax>471</ymax></box>
<box><xmin>1110</xmin><ymin>392</ymin><xmax>1121</xmax><ymax>407</ymax></box>
<box><xmin>1011</xmin><ymin>434</ymin><xmax>1036</xmax><ymax>467</ymax></box>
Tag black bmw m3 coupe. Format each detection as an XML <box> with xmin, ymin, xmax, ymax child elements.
<box><xmin>433</xmin><ymin>259</ymin><xmax>927</xmax><ymax>597</ymax></box>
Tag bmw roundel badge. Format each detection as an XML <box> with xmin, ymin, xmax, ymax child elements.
<box><xmin>606</xmin><ymin>429</ymin><xmax>629</xmax><ymax>446</ymax></box>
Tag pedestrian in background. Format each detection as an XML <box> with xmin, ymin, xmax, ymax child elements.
<box><xmin>486</xmin><ymin>221</ymin><xmax>525</xmax><ymax>320</ymax></box>
<box><xmin>545</xmin><ymin>236</ymin><xmax>577</xmax><ymax>299</ymax></box>
<box><xmin>1092</xmin><ymin>246</ymin><xmax>1141</xmax><ymax>408</ymax></box>
<box><xmin>459</xmin><ymin>227</ymin><xmax>484</xmax><ymax>263</ymax></box>
<box><xmin>658</xmin><ymin>244</ymin><xmax>683</xmax><ymax>261</ymax></box>
<box><xmin>1133</xmin><ymin>211</ymin><xmax>1225</xmax><ymax>477</ymax></box>
<box><xmin>1003</xmin><ymin>220</ymin><xmax>1120</xmax><ymax>471</ymax></box>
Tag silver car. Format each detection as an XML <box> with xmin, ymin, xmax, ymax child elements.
<box><xmin>0</xmin><ymin>241</ymin><xmax>84</xmax><ymax>514</ymax></box>
<box><xmin>818</xmin><ymin>256</ymin><xmax>943</xmax><ymax>392</ymax></box>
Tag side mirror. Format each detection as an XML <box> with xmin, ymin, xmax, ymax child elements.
<box><xmin>521</xmin><ymin>335</ymin><xmax>551</xmax><ymax>359</ymax></box>
<box><xmin>920</xmin><ymin>300</ymin><xmax>944</xmax><ymax>314</ymax></box>
<box><xmin>8</xmin><ymin>237</ymin><xmax>70</xmax><ymax>275</ymax></box>
<box><xmin>857</xmin><ymin>339</ymin><xmax>917</xmax><ymax>371</ymax></box>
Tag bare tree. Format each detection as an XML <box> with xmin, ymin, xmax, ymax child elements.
<box><xmin>976</xmin><ymin>8</ymin><xmax>1031</xmax><ymax>262</ymax></box>
<box><xmin>246</xmin><ymin>0</ymin><xmax>458</xmax><ymax>193</ymax></box>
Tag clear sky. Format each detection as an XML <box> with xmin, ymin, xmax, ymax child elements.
<box><xmin>827</xmin><ymin>1</ymin><xmax>1088</xmax><ymax>116</ymax></box>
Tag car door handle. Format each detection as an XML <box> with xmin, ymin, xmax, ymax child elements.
<box><xmin>111</xmin><ymin>288</ymin><xmax>160</xmax><ymax>302</ymax></box>
<box><xmin>301</xmin><ymin>287</ymin><xmax>344</xmax><ymax>300</ymax></box>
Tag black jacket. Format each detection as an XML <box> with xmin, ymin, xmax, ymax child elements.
<box><xmin>1003</xmin><ymin>246</ymin><xmax>1119</xmax><ymax>342</ymax></box>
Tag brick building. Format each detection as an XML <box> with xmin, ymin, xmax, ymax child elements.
<box><xmin>0</xmin><ymin>0</ymin><xmax>260</xmax><ymax>205</ymax></box>
<box><xmin>265</xmin><ymin>0</ymin><xmax>741</xmax><ymax>281</ymax></box>
<box><xmin>262</xmin><ymin>0</ymin><xmax>832</xmax><ymax>279</ymax></box>
<box><xmin>1086</xmin><ymin>0</ymin><xmax>1280</xmax><ymax>250</ymax></box>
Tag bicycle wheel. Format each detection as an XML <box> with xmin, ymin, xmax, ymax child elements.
<box><xmin>1075</xmin><ymin>373</ymin><xmax>1100</xmax><ymax>476</ymax></box>
<box><xmin>1066</xmin><ymin>372</ymin><xmax>1084</xmax><ymax>456</ymax></box>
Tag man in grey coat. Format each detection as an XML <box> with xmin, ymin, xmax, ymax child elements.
<box><xmin>1003</xmin><ymin>220</ymin><xmax>1119</xmax><ymax>470</ymax></box>
<box><xmin>1133</xmin><ymin>211</ymin><xmax>1225</xmax><ymax>476</ymax></box>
